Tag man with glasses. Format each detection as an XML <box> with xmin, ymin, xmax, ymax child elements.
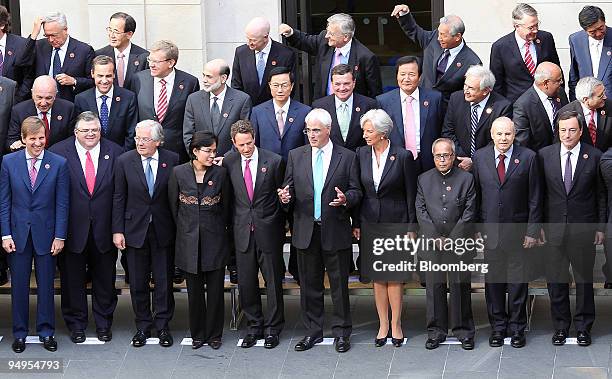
<box><xmin>490</xmin><ymin>3</ymin><xmax>562</xmax><ymax>103</ymax></box>
<box><xmin>49</xmin><ymin>111</ymin><xmax>123</xmax><ymax>344</ymax></box>
<box><xmin>569</xmin><ymin>6</ymin><xmax>612</xmax><ymax>101</ymax></box>
<box><xmin>232</xmin><ymin>17</ymin><xmax>296</xmax><ymax>106</ymax></box>
<box><xmin>95</xmin><ymin>12</ymin><xmax>149</xmax><ymax>91</ymax></box>
<box><xmin>19</xmin><ymin>12</ymin><xmax>94</xmax><ymax>102</ymax></box>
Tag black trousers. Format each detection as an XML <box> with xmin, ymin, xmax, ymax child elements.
<box><xmin>184</xmin><ymin>268</ymin><xmax>225</xmax><ymax>342</ymax></box>
<box><xmin>125</xmin><ymin>224</ymin><xmax>174</xmax><ymax>332</ymax></box>
<box><xmin>236</xmin><ymin>232</ymin><xmax>285</xmax><ymax>335</ymax></box>
<box><xmin>602</xmin><ymin>240</ymin><xmax>612</xmax><ymax>282</ymax></box>
<box><xmin>297</xmin><ymin>223</ymin><xmax>352</xmax><ymax>339</ymax></box>
<box><xmin>59</xmin><ymin>230</ymin><xmax>118</xmax><ymax>332</ymax></box>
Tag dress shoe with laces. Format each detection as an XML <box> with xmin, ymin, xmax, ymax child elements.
<box><xmin>577</xmin><ymin>331</ymin><xmax>591</xmax><ymax>346</ymax></box>
<box><xmin>241</xmin><ymin>333</ymin><xmax>263</xmax><ymax>348</ymax></box>
<box><xmin>209</xmin><ymin>339</ymin><xmax>222</xmax><ymax>350</ymax></box>
<box><xmin>158</xmin><ymin>329</ymin><xmax>173</xmax><ymax>347</ymax></box>
<box><xmin>425</xmin><ymin>337</ymin><xmax>446</xmax><ymax>350</ymax></box>
<box><xmin>264</xmin><ymin>334</ymin><xmax>279</xmax><ymax>349</ymax></box>
<box><xmin>96</xmin><ymin>328</ymin><xmax>112</xmax><ymax>342</ymax></box>
<box><xmin>173</xmin><ymin>267</ymin><xmax>184</xmax><ymax>284</ymax></box>
<box><xmin>391</xmin><ymin>337</ymin><xmax>404</xmax><ymax>347</ymax></box>
<box><xmin>460</xmin><ymin>337</ymin><xmax>474</xmax><ymax>350</ymax></box>
<box><xmin>0</xmin><ymin>269</ymin><xmax>8</xmax><ymax>286</ymax></box>
<box><xmin>605</xmin><ymin>282</ymin><xmax>612</xmax><ymax>289</ymax></box>
<box><xmin>510</xmin><ymin>331</ymin><xmax>526</xmax><ymax>348</ymax></box>
<box><xmin>40</xmin><ymin>336</ymin><xmax>57</xmax><ymax>352</ymax></box>
<box><xmin>229</xmin><ymin>270</ymin><xmax>238</xmax><ymax>284</ymax></box>
<box><xmin>70</xmin><ymin>330</ymin><xmax>86</xmax><ymax>343</ymax></box>
<box><xmin>552</xmin><ymin>330</ymin><xmax>567</xmax><ymax>346</ymax></box>
<box><xmin>374</xmin><ymin>337</ymin><xmax>387</xmax><ymax>347</ymax></box>
<box><xmin>294</xmin><ymin>336</ymin><xmax>323</xmax><ymax>351</ymax></box>
<box><xmin>12</xmin><ymin>338</ymin><xmax>26</xmax><ymax>353</ymax></box>
<box><xmin>489</xmin><ymin>331</ymin><xmax>506</xmax><ymax>347</ymax></box>
<box><xmin>132</xmin><ymin>330</ymin><xmax>150</xmax><ymax>347</ymax></box>
<box><xmin>192</xmin><ymin>339</ymin><xmax>206</xmax><ymax>349</ymax></box>
<box><xmin>334</xmin><ymin>337</ymin><xmax>351</xmax><ymax>353</ymax></box>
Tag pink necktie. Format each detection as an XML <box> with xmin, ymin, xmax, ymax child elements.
<box><xmin>29</xmin><ymin>157</ymin><xmax>37</xmax><ymax>189</ymax></box>
<box><xmin>244</xmin><ymin>158</ymin><xmax>254</xmax><ymax>202</ymax></box>
<box><xmin>524</xmin><ymin>41</ymin><xmax>536</xmax><ymax>77</ymax></box>
<box><xmin>85</xmin><ymin>151</ymin><xmax>96</xmax><ymax>195</ymax></box>
<box><xmin>277</xmin><ymin>109</ymin><xmax>285</xmax><ymax>136</ymax></box>
<box><xmin>403</xmin><ymin>96</ymin><xmax>418</xmax><ymax>158</ymax></box>
<box><xmin>157</xmin><ymin>78</ymin><xmax>168</xmax><ymax>123</ymax></box>
<box><xmin>117</xmin><ymin>53</ymin><xmax>125</xmax><ymax>87</ymax></box>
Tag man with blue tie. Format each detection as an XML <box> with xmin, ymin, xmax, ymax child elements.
<box><xmin>1</xmin><ymin>116</ymin><xmax>70</xmax><ymax>353</ymax></box>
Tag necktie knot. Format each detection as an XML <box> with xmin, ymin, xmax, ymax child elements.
<box><xmin>55</xmin><ymin>47</ymin><xmax>61</xmax><ymax>52</ymax></box>
<box><xmin>245</xmin><ymin>158</ymin><xmax>251</xmax><ymax>166</ymax></box>
<box><xmin>408</xmin><ymin>96</ymin><xmax>414</xmax><ymax>104</ymax></box>
<box><xmin>524</xmin><ymin>40</ymin><xmax>531</xmax><ymax>48</ymax></box>
<box><xmin>335</xmin><ymin>49</ymin><xmax>342</xmax><ymax>58</ymax></box>
<box><xmin>259</xmin><ymin>51</ymin><xmax>264</xmax><ymax>59</ymax></box>
<box><xmin>118</xmin><ymin>53</ymin><xmax>125</xmax><ymax>58</ymax></box>
<box><xmin>101</xmin><ymin>94</ymin><xmax>108</xmax><ymax>102</ymax></box>
<box><xmin>499</xmin><ymin>153</ymin><xmax>505</xmax><ymax>161</ymax></box>
<box><xmin>160</xmin><ymin>78</ymin><xmax>166</xmax><ymax>86</ymax></box>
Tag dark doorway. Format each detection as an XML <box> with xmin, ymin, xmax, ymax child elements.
<box><xmin>1</xmin><ymin>0</ymin><xmax>21</xmax><ymax>35</ymax></box>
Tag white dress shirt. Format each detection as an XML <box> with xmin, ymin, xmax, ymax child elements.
<box><xmin>515</xmin><ymin>31</ymin><xmax>537</xmax><ymax>65</ymax></box>
<box><xmin>588</xmin><ymin>36</ymin><xmax>603</xmax><ymax>78</ymax></box>
<box><xmin>75</xmin><ymin>139</ymin><xmax>100</xmax><ymax>175</ymax></box>
<box><xmin>335</xmin><ymin>40</ymin><xmax>352</xmax><ymax>64</ymax></box>
<box><xmin>533</xmin><ymin>84</ymin><xmax>554</xmax><ymax>125</ymax></box>
<box><xmin>560</xmin><ymin>142</ymin><xmax>580</xmax><ymax>180</ymax></box>
<box><xmin>241</xmin><ymin>147</ymin><xmax>259</xmax><ymax>185</ymax></box>
<box><xmin>471</xmin><ymin>94</ymin><xmax>491</xmax><ymax>121</ymax></box>
<box><xmin>400</xmin><ymin>87</ymin><xmax>421</xmax><ymax>152</ymax></box>
<box><xmin>494</xmin><ymin>144</ymin><xmax>513</xmax><ymax>173</ymax></box>
<box><xmin>312</xmin><ymin>140</ymin><xmax>333</xmax><ymax>184</ymax></box>
<box><xmin>445</xmin><ymin>40</ymin><xmax>465</xmax><ymax>70</ymax></box>
<box><xmin>335</xmin><ymin>94</ymin><xmax>354</xmax><ymax>133</ymax></box>
<box><xmin>210</xmin><ymin>85</ymin><xmax>227</xmax><ymax>111</ymax></box>
<box><xmin>0</xmin><ymin>33</ymin><xmax>6</xmax><ymax>64</ymax></box>
<box><xmin>141</xmin><ymin>150</ymin><xmax>159</xmax><ymax>183</ymax></box>
<box><xmin>255</xmin><ymin>38</ymin><xmax>272</xmax><ymax>67</ymax></box>
<box><xmin>96</xmin><ymin>87</ymin><xmax>114</xmax><ymax>114</ymax></box>
<box><xmin>372</xmin><ymin>141</ymin><xmax>390</xmax><ymax>192</ymax></box>
<box><xmin>114</xmin><ymin>42</ymin><xmax>132</xmax><ymax>80</ymax></box>
<box><xmin>48</xmin><ymin>36</ymin><xmax>70</xmax><ymax>76</ymax></box>
<box><xmin>580</xmin><ymin>102</ymin><xmax>599</xmax><ymax>129</ymax></box>
<box><xmin>273</xmin><ymin>98</ymin><xmax>291</xmax><ymax>124</ymax></box>
<box><xmin>36</xmin><ymin>106</ymin><xmax>53</xmax><ymax>122</ymax></box>
<box><xmin>153</xmin><ymin>69</ymin><xmax>175</xmax><ymax>111</ymax></box>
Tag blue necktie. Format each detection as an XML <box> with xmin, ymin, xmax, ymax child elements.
<box><xmin>52</xmin><ymin>47</ymin><xmax>62</xmax><ymax>77</ymax></box>
<box><xmin>313</xmin><ymin>149</ymin><xmax>324</xmax><ymax>220</ymax></box>
<box><xmin>100</xmin><ymin>95</ymin><xmax>109</xmax><ymax>135</ymax></box>
<box><xmin>145</xmin><ymin>157</ymin><xmax>154</xmax><ymax>197</ymax></box>
<box><xmin>256</xmin><ymin>51</ymin><xmax>265</xmax><ymax>85</ymax></box>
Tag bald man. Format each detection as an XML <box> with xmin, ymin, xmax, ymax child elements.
<box><xmin>232</xmin><ymin>17</ymin><xmax>296</xmax><ymax>106</ymax></box>
<box><xmin>514</xmin><ymin>62</ymin><xmax>569</xmax><ymax>151</ymax></box>
<box><xmin>7</xmin><ymin>75</ymin><xmax>75</xmax><ymax>151</ymax></box>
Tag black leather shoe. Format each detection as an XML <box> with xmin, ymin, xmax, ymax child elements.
<box><xmin>425</xmin><ymin>337</ymin><xmax>446</xmax><ymax>350</ymax></box>
<box><xmin>229</xmin><ymin>269</ymin><xmax>238</xmax><ymax>284</ymax></box>
<box><xmin>12</xmin><ymin>338</ymin><xmax>26</xmax><ymax>353</ymax></box>
<box><xmin>192</xmin><ymin>339</ymin><xmax>206</xmax><ymax>349</ymax></box>
<box><xmin>264</xmin><ymin>334</ymin><xmax>279</xmax><ymax>349</ymax></box>
<box><xmin>334</xmin><ymin>337</ymin><xmax>351</xmax><ymax>353</ymax></box>
<box><xmin>577</xmin><ymin>331</ymin><xmax>591</xmax><ymax>346</ymax></box>
<box><xmin>391</xmin><ymin>337</ymin><xmax>404</xmax><ymax>347</ymax></box>
<box><xmin>158</xmin><ymin>329</ymin><xmax>173</xmax><ymax>347</ymax></box>
<box><xmin>209</xmin><ymin>339</ymin><xmax>222</xmax><ymax>350</ymax></box>
<box><xmin>96</xmin><ymin>328</ymin><xmax>112</xmax><ymax>342</ymax></box>
<box><xmin>173</xmin><ymin>267</ymin><xmax>184</xmax><ymax>284</ymax></box>
<box><xmin>552</xmin><ymin>330</ymin><xmax>567</xmax><ymax>346</ymax></box>
<box><xmin>0</xmin><ymin>269</ymin><xmax>8</xmax><ymax>286</ymax></box>
<box><xmin>241</xmin><ymin>333</ymin><xmax>263</xmax><ymax>348</ymax></box>
<box><xmin>70</xmin><ymin>330</ymin><xmax>86</xmax><ymax>343</ymax></box>
<box><xmin>460</xmin><ymin>337</ymin><xmax>474</xmax><ymax>350</ymax></box>
<box><xmin>40</xmin><ymin>336</ymin><xmax>57</xmax><ymax>352</ymax></box>
<box><xmin>605</xmin><ymin>282</ymin><xmax>612</xmax><ymax>289</ymax></box>
<box><xmin>489</xmin><ymin>331</ymin><xmax>506</xmax><ymax>347</ymax></box>
<box><xmin>510</xmin><ymin>331</ymin><xmax>526</xmax><ymax>348</ymax></box>
<box><xmin>132</xmin><ymin>330</ymin><xmax>150</xmax><ymax>347</ymax></box>
<box><xmin>374</xmin><ymin>337</ymin><xmax>387</xmax><ymax>347</ymax></box>
<box><xmin>294</xmin><ymin>336</ymin><xmax>323</xmax><ymax>351</ymax></box>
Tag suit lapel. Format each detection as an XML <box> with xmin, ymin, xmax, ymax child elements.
<box><xmin>62</xmin><ymin>39</ymin><xmax>78</xmax><ymax>73</ymax></box>
<box><xmin>392</xmin><ymin>90</ymin><xmax>405</xmax><ymax>139</ymax></box>
<box><xmin>598</xmin><ymin>29</ymin><xmax>612</xmax><ymax>80</ymax></box>
<box><xmin>484</xmin><ymin>145</ymin><xmax>500</xmax><ymax>186</ymax></box>
<box><xmin>304</xmin><ymin>146</ymin><xmax>313</xmax><ymax>189</ymax></box>
<box><xmin>502</xmin><ymin>147</ymin><xmax>521</xmax><ymax>185</ymax></box>
<box><xmin>534</xmin><ymin>34</ymin><xmax>543</xmax><ymax>64</ymax></box>
<box><xmin>476</xmin><ymin>95</ymin><xmax>495</xmax><ymax>131</ymax></box>
<box><xmin>153</xmin><ymin>151</ymin><xmax>170</xmax><ymax>197</ymax></box>
<box><xmin>3</xmin><ymin>36</ymin><xmax>16</xmax><ymax>76</ymax></box>
<box><xmin>66</xmin><ymin>140</ymin><xmax>90</xmax><ymax>195</ymax></box>
<box><xmin>362</xmin><ymin>147</ymin><xmax>375</xmax><ymax>192</ymax></box>
<box><xmin>126</xmin><ymin>51</ymin><xmax>144</xmax><ymax>82</ymax></box>
<box><xmin>20</xmin><ymin>151</ymin><xmax>32</xmax><ymax>191</ymax></box>
<box><xmin>320</xmin><ymin>50</ymin><xmax>333</xmax><ymax>95</ymax></box>
<box><xmin>43</xmin><ymin>43</ymin><xmax>52</xmax><ymax>76</ymax></box>
<box><xmin>32</xmin><ymin>153</ymin><xmax>51</xmax><ymax>193</ymax></box>
<box><xmin>166</xmin><ymin>74</ymin><xmax>185</xmax><ymax>116</ymax></box>
<box><xmin>107</xmin><ymin>91</ymin><xmax>122</xmax><ymax>135</ymax></box>
<box><xmin>265</xmin><ymin>101</ymin><xmax>281</xmax><ymax>138</ymax></box>
<box><xmin>217</xmin><ymin>90</ymin><xmax>235</xmax><ymax>135</ymax></box>
<box><xmin>231</xmin><ymin>155</ymin><xmax>250</xmax><ymax>201</ymax></box>
<box><xmin>511</xmin><ymin>36</ymin><xmax>531</xmax><ymax>76</ymax></box>
<box><xmin>253</xmin><ymin>154</ymin><xmax>267</xmax><ymax>196</ymax></box>
<box><xmin>379</xmin><ymin>145</ymin><xmax>396</xmax><ymax>189</ymax></box>
<box><xmin>92</xmin><ymin>142</ymin><xmax>113</xmax><ymax>196</ymax></box>
<box><xmin>570</xmin><ymin>145</ymin><xmax>588</xmax><ymax>193</ymax></box>
<box><xmin>282</xmin><ymin>101</ymin><xmax>298</xmax><ymax>138</ymax></box>
<box><xmin>346</xmin><ymin>96</ymin><xmax>365</xmax><ymax>145</ymax></box>
<box><xmin>131</xmin><ymin>153</ymin><xmax>149</xmax><ymax>196</ymax></box>
<box><xmin>438</xmin><ymin>47</ymin><xmax>463</xmax><ymax>84</ymax></box>
<box><xmin>86</xmin><ymin>91</ymin><xmax>99</xmax><ymax>116</ymax></box>
<box><xmin>323</xmin><ymin>145</ymin><xmax>341</xmax><ymax>191</ymax></box>
<box><xmin>419</xmin><ymin>90</ymin><xmax>430</xmax><ymax>138</ymax></box>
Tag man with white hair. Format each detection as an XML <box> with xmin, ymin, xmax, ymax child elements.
<box><xmin>232</xmin><ymin>17</ymin><xmax>296</xmax><ymax>106</ymax></box>
<box><xmin>19</xmin><ymin>12</ymin><xmax>94</xmax><ymax>102</ymax></box>
<box><xmin>279</xmin><ymin>13</ymin><xmax>382</xmax><ymax>100</ymax></box>
<box><xmin>441</xmin><ymin>65</ymin><xmax>512</xmax><ymax>171</ymax></box>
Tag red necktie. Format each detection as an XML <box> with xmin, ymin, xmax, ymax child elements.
<box><xmin>156</xmin><ymin>78</ymin><xmax>168</xmax><ymax>123</ymax></box>
<box><xmin>588</xmin><ymin>110</ymin><xmax>597</xmax><ymax>145</ymax></box>
<box><xmin>524</xmin><ymin>41</ymin><xmax>536</xmax><ymax>77</ymax></box>
<box><xmin>41</xmin><ymin>111</ymin><xmax>50</xmax><ymax>147</ymax></box>
<box><xmin>497</xmin><ymin>153</ymin><xmax>506</xmax><ymax>183</ymax></box>
<box><xmin>85</xmin><ymin>151</ymin><xmax>96</xmax><ymax>195</ymax></box>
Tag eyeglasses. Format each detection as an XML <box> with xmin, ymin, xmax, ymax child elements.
<box><xmin>134</xmin><ymin>136</ymin><xmax>155</xmax><ymax>143</ymax></box>
<box><xmin>106</xmin><ymin>27</ymin><xmax>126</xmax><ymax>36</ymax></box>
<box><xmin>433</xmin><ymin>153</ymin><xmax>454</xmax><ymax>161</ymax></box>
<box><xmin>76</xmin><ymin>128</ymin><xmax>101</xmax><ymax>134</ymax></box>
<box><xmin>517</xmin><ymin>22</ymin><xmax>540</xmax><ymax>32</ymax></box>
<box><xmin>270</xmin><ymin>82</ymin><xmax>291</xmax><ymax>90</ymax></box>
<box><xmin>43</xmin><ymin>33</ymin><xmax>62</xmax><ymax>39</ymax></box>
<box><xmin>197</xmin><ymin>147</ymin><xmax>217</xmax><ymax>155</ymax></box>
<box><xmin>547</xmin><ymin>77</ymin><xmax>564</xmax><ymax>85</ymax></box>
<box><xmin>146</xmin><ymin>57</ymin><xmax>171</xmax><ymax>65</ymax></box>
<box><xmin>303</xmin><ymin>128</ymin><xmax>323</xmax><ymax>135</ymax></box>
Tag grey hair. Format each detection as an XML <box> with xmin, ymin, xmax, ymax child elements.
<box><xmin>150</xmin><ymin>40</ymin><xmax>179</xmax><ymax>63</ymax></box>
<box><xmin>305</xmin><ymin>108</ymin><xmax>332</xmax><ymax>128</ymax></box>
<box><xmin>465</xmin><ymin>65</ymin><xmax>496</xmax><ymax>90</ymax></box>
<box><xmin>575</xmin><ymin>76</ymin><xmax>605</xmax><ymax>101</ymax></box>
<box><xmin>75</xmin><ymin>111</ymin><xmax>101</xmax><ymax>128</ymax></box>
<box><xmin>327</xmin><ymin>13</ymin><xmax>355</xmax><ymax>38</ymax></box>
<box><xmin>512</xmin><ymin>3</ymin><xmax>538</xmax><ymax>25</ymax></box>
<box><xmin>44</xmin><ymin>12</ymin><xmax>67</xmax><ymax>28</ymax></box>
<box><xmin>360</xmin><ymin>109</ymin><xmax>394</xmax><ymax>138</ymax></box>
<box><xmin>534</xmin><ymin>65</ymin><xmax>553</xmax><ymax>83</ymax></box>
<box><xmin>135</xmin><ymin>120</ymin><xmax>165</xmax><ymax>143</ymax></box>
<box><xmin>439</xmin><ymin>15</ymin><xmax>465</xmax><ymax>36</ymax></box>
<box><xmin>431</xmin><ymin>137</ymin><xmax>456</xmax><ymax>155</ymax></box>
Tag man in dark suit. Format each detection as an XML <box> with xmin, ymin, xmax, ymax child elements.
<box><xmin>0</xmin><ymin>77</ymin><xmax>15</xmax><ymax>284</ymax></box>
<box><xmin>441</xmin><ymin>66</ymin><xmax>512</xmax><ymax>171</ymax></box>
<box><xmin>0</xmin><ymin>6</ymin><xmax>32</xmax><ymax>102</ymax></box>
<box><xmin>49</xmin><ymin>111</ymin><xmax>123</xmax><ymax>343</ymax></box>
<box><xmin>223</xmin><ymin>121</ymin><xmax>285</xmax><ymax>349</ymax></box>
<box><xmin>278</xmin><ymin>108</ymin><xmax>362</xmax><ymax>353</ymax></box>
<box><xmin>569</xmin><ymin>6</ymin><xmax>612</xmax><ymax>100</ymax></box>
<box><xmin>377</xmin><ymin>56</ymin><xmax>444</xmax><ymax>174</ymax></box>
<box><xmin>95</xmin><ymin>12</ymin><xmax>148</xmax><ymax>91</ymax></box>
<box><xmin>312</xmin><ymin>64</ymin><xmax>377</xmax><ymax>151</ymax></box>
<box><xmin>112</xmin><ymin>120</ymin><xmax>178</xmax><ymax>348</ymax></box>
<box><xmin>232</xmin><ymin>17</ymin><xmax>296</xmax><ymax>106</ymax></box>
<box><xmin>132</xmin><ymin>40</ymin><xmax>199</xmax><ymax>163</ymax></box>
<box><xmin>19</xmin><ymin>13</ymin><xmax>94</xmax><ymax>102</ymax></box>
<box><xmin>539</xmin><ymin>110</ymin><xmax>605</xmax><ymax>347</ymax></box>
<box><xmin>279</xmin><ymin>13</ymin><xmax>382</xmax><ymax>100</ymax></box>
<box><xmin>183</xmin><ymin>58</ymin><xmax>252</xmax><ymax>158</ymax></box>
<box><xmin>391</xmin><ymin>4</ymin><xmax>481</xmax><ymax>109</ymax></box>
<box><xmin>514</xmin><ymin>62</ymin><xmax>568</xmax><ymax>151</ymax></box>
<box><xmin>8</xmin><ymin>75</ymin><xmax>74</xmax><ymax>151</ymax></box>
<box><xmin>490</xmin><ymin>3</ymin><xmax>562</xmax><ymax>103</ymax></box>
<box><xmin>472</xmin><ymin>117</ymin><xmax>542</xmax><ymax>348</ymax></box>
<box><xmin>74</xmin><ymin>55</ymin><xmax>137</xmax><ymax>150</ymax></box>
<box><xmin>1</xmin><ymin>116</ymin><xmax>69</xmax><ymax>353</ymax></box>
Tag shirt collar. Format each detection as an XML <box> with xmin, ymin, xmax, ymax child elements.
<box><xmin>25</xmin><ymin>149</ymin><xmax>44</xmax><ymax>161</ymax></box>
<box><xmin>114</xmin><ymin>42</ymin><xmax>132</xmax><ymax>58</ymax></box>
<box><xmin>273</xmin><ymin>98</ymin><xmax>291</xmax><ymax>114</ymax></box>
<box><xmin>211</xmin><ymin>85</ymin><xmax>227</xmax><ymax>102</ymax></box>
<box><xmin>314</xmin><ymin>140</ymin><xmax>333</xmax><ymax>155</ymax></box>
<box><xmin>336</xmin><ymin>39</ymin><xmax>352</xmax><ymax>57</ymax></box>
<box><xmin>56</xmin><ymin>36</ymin><xmax>70</xmax><ymax>51</ymax></box>
<box><xmin>335</xmin><ymin>94</ymin><xmax>353</xmax><ymax>110</ymax></box>
<box><xmin>588</xmin><ymin>36</ymin><xmax>602</xmax><ymax>47</ymax></box>
<box><xmin>36</xmin><ymin>106</ymin><xmax>52</xmax><ymax>115</ymax></box>
<box><xmin>95</xmin><ymin>86</ymin><xmax>114</xmax><ymax>100</ymax></box>
<box><xmin>141</xmin><ymin>150</ymin><xmax>159</xmax><ymax>161</ymax></box>
<box><xmin>241</xmin><ymin>147</ymin><xmax>258</xmax><ymax>163</ymax></box>
<box><xmin>514</xmin><ymin>30</ymin><xmax>531</xmax><ymax>47</ymax></box>
<box><xmin>533</xmin><ymin>84</ymin><xmax>550</xmax><ymax>103</ymax></box>
<box><xmin>256</xmin><ymin>38</ymin><xmax>272</xmax><ymax>55</ymax></box>
<box><xmin>471</xmin><ymin>93</ymin><xmax>490</xmax><ymax>109</ymax></box>
<box><xmin>561</xmin><ymin>142</ymin><xmax>581</xmax><ymax>156</ymax></box>
<box><xmin>580</xmin><ymin>101</ymin><xmax>595</xmax><ymax>116</ymax></box>
<box><xmin>400</xmin><ymin>87</ymin><xmax>419</xmax><ymax>103</ymax></box>
<box><xmin>74</xmin><ymin>138</ymin><xmax>100</xmax><ymax>156</ymax></box>
<box><xmin>448</xmin><ymin>40</ymin><xmax>464</xmax><ymax>56</ymax></box>
<box><xmin>0</xmin><ymin>33</ymin><xmax>6</xmax><ymax>48</ymax></box>
<box><xmin>157</xmin><ymin>68</ymin><xmax>175</xmax><ymax>84</ymax></box>
<box><xmin>494</xmin><ymin>145</ymin><xmax>513</xmax><ymax>159</ymax></box>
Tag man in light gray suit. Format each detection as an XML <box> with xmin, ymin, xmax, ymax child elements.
<box><xmin>0</xmin><ymin>76</ymin><xmax>16</xmax><ymax>285</ymax></box>
<box><xmin>183</xmin><ymin>59</ymin><xmax>252</xmax><ymax>157</ymax></box>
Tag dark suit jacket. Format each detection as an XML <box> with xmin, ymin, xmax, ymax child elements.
<box><xmin>568</xmin><ymin>27</ymin><xmax>612</xmax><ymax>101</ymax></box>
<box><xmin>168</xmin><ymin>162</ymin><xmax>230</xmax><ymax>273</ymax></box>
<box><xmin>538</xmin><ymin>142</ymin><xmax>605</xmax><ymax>243</ymax></box>
<box><xmin>0</xmin><ymin>149</ymin><xmax>69</xmax><ymax>255</ymax></box>
<box><xmin>354</xmin><ymin>143</ymin><xmax>417</xmax><ymax>229</ymax></box>
<box><xmin>0</xmin><ymin>77</ymin><xmax>16</xmax><ymax>157</ymax></box>
<box><xmin>557</xmin><ymin>99</ymin><xmax>612</xmax><ymax>152</ymax></box>
<box><xmin>112</xmin><ymin>148</ymin><xmax>178</xmax><ymax>248</ymax></box>
<box><xmin>73</xmin><ymin>86</ymin><xmax>138</xmax><ymax>150</ymax></box>
<box><xmin>377</xmin><ymin>87</ymin><xmax>444</xmax><ymax>172</ymax></box>
<box><xmin>132</xmin><ymin>69</ymin><xmax>200</xmax><ymax>162</ymax></box>
<box><xmin>21</xmin><ymin>36</ymin><xmax>95</xmax><ymax>102</ymax></box>
<box><xmin>598</xmin><ymin>149</ymin><xmax>612</xmax><ymax>235</ymax></box>
<box><xmin>441</xmin><ymin>91</ymin><xmax>513</xmax><ymax>157</ymax></box>
<box><xmin>282</xmin><ymin>143</ymin><xmax>362</xmax><ymax>251</ymax></box>
<box><xmin>3</xmin><ymin>34</ymin><xmax>31</xmax><ymax>102</ymax></box>
<box><xmin>94</xmin><ymin>43</ymin><xmax>149</xmax><ymax>90</ymax></box>
<box><xmin>8</xmin><ymin>98</ymin><xmax>75</xmax><ymax>149</ymax></box>
<box><xmin>183</xmin><ymin>86</ymin><xmax>252</xmax><ymax>156</ymax></box>
<box><xmin>490</xmin><ymin>31</ymin><xmax>562</xmax><ymax>103</ymax></box>
<box><xmin>251</xmin><ymin>98</ymin><xmax>309</xmax><ymax>161</ymax></box>
<box><xmin>231</xmin><ymin>40</ymin><xmax>296</xmax><ymax>106</ymax></box>
<box><xmin>285</xmin><ymin>30</ymin><xmax>382</xmax><ymax>100</ymax></box>
<box><xmin>472</xmin><ymin>144</ymin><xmax>542</xmax><ymax>249</ymax></box>
<box><xmin>312</xmin><ymin>93</ymin><xmax>377</xmax><ymax>151</ymax></box>
<box><xmin>49</xmin><ymin>137</ymin><xmax>123</xmax><ymax>253</ymax></box>
<box><xmin>397</xmin><ymin>13</ymin><xmax>481</xmax><ymax>106</ymax></box>
<box><xmin>514</xmin><ymin>86</ymin><xmax>569</xmax><ymax>151</ymax></box>
<box><xmin>223</xmin><ymin>148</ymin><xmax>285</xmax><ymax>253</ymax></box>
